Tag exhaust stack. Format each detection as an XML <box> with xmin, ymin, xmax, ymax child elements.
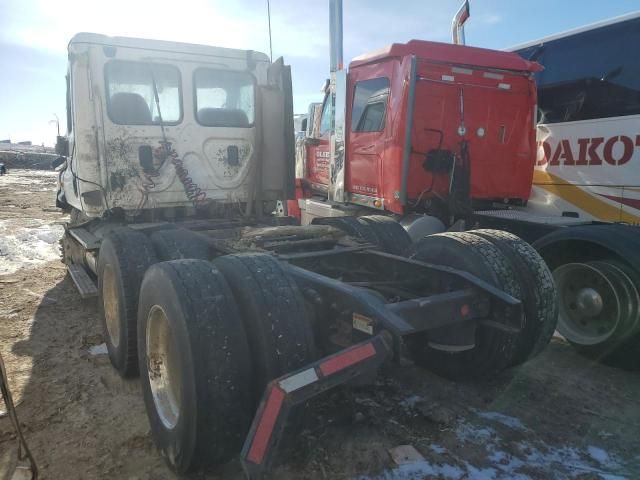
<box><xmin>327</xmin><ymin>0</ymin><xmax>346</xmax><ymax>203</ymax></box>
<box><xmin>451</xmin><ymin>0</ymin><xmax>470</xmax><ymax>45</ymax></box>
<box><xmin>329</xmin><ymin>0</ymin><xmax>344</xmax><ymax>72</ymax></box>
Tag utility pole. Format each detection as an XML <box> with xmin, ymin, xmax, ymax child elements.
<box><xmin>50</xmin><ymin>114</ymin><xmax>60</xmax><ymax>136</ymax></box>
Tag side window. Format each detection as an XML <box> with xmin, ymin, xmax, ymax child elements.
<box><xmin>351</xmin><ymin>77</ymin><xmax>390</xmax><ymax>132</ymax></box>
<box><xmin>319</xmin><ymin>94</ymin><xmax>333</xmax><ymax>136</ymax></box>
<box><xmin>519</xmin><ymin>17</ymin><xmax>640</xmax><ymax>123</ymax></box>
<box><xmin>105</xmin><ymin>61</ymin><xmax>182</xmax><ymax>125</ymax></box>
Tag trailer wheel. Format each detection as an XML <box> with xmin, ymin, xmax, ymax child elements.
<box><xmin>468</xmin><ymin>229</ymin><xmax>558</xmax><ymax>364</ymax></box>
<box><xmin>311</xmin><ymin>216</ymin><xmax>381</xmax><ymax>246</ymax></box>
<box><xmin>359</xmin><ymin>215</ymin><xmax>412</xmax><ymax>255</ymax></box>
<box><xmin>137</xmin><ymin>260</ymin><xmax>253</xmax><ymax>473</ymax></box>
<box><xmin>150</xmin><ymin>228</ymin><xmax>210</xmax><ymax>261</ymax></box>
<box><xmin>404</xmin><ymin>232</ymin><xmax>523</xmax><ymax>379</ymax></box>
<box><xmin>212</xmin><ymin>253</ymin><xmax>315</xmax><ymax>398</ymax></box>
<box><xmin>98</xmin><ymin>228</ymin><xmax>157</xmax><ymax>377</ymax></box>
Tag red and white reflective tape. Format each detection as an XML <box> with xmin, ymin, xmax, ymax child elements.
<box><xmin>245</xmin><ymin>341</ymin><xmax>380</xmax><ymax>467</ymax></box>
<box><xmin>246</xmin><ymin>387</ymin><xmax>285</xmax><ymax>464</ymax></box>
<box><xmin>318</xmin><ymin>343</ymin><xmax>376</xmax><ymax>377</ymax></box>
<box><xmin>278</xmin><ymin>368</ymin><xmax>319</xmax><ymax>393</ymax></box>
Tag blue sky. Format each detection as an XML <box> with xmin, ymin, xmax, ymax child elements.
<box><xmin>1</xmin><ymin>0</ymin><xmax>638</xmax><ymax>146</ymax></box>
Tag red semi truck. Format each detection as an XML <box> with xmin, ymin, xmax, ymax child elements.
<box><xmin>295</xmin><ymin>40</ymin><xmax>540</xmax><ymax>220</ymax></box>
<box><xmin>291</xmin><ymin>3</ymin><xmax>640</xmax><ymax>369</ymax></box>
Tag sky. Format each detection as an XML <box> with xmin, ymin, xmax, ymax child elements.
<box><xmin>0</xmin><ymin>0</ymin><xmax>638</xmax><ymax>146</ymax></box>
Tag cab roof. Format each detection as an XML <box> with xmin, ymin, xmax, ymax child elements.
<box><xmin>68</xmin><ymin>33</ymin><xmax>270</xmax><ymax>62</ymax></box>
<box><xmin>350</xmin><ymin>39</ymin><xmax>542</xmax><ymax>72</ymax></box>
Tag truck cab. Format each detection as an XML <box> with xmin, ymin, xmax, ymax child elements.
<box><xmin>57</xmin><ymin>33</ymin><xmax>294</xmax><ymax>219</ymax></box>
<box><xmin>296</xmin><ymin>40</ymin><xmax>541</xmax><ymax>222</ymax></box>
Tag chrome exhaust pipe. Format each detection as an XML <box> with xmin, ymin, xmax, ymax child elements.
<box><xmin>329</xmin><ymin>0</ymin><xmax>343</xmax><ymax>72</ymax></box>
<box><xmin>451</xmin><ymin>0</ymin><xmax>470</xmax><ymax>45</ymax></box>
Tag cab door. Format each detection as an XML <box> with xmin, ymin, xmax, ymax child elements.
<box><xmin>346</xmin><ymin>77</ymin><xmax>390</xmax><ymax>200</ymax></box>
<box><xmin>305</xmin><ymin>93</ymin><xmax>332</xmax><ymax>192</ymax></box>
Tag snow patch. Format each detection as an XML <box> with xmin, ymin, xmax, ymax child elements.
<box><xmin>588</xmin><ymin>446</ymin><xmax>611</xmax><ymax>465</ymax></box>
<box><xmin>0</xmin><ymin>222</ymin><xmax>64</xmax><ymax>274</ymax></box>
<box><xmin>89</xmin><ymin>343</ymin><xmax>108</xmax><ymax>356</ymax></box>
<box><xmin>476</xmin><ymin>411</ymin><xmax>527</xmax><ymax>431</ymax></box>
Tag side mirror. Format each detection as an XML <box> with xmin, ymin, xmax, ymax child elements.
<box><xmin>55</xmin><ymin>135</ymin><xmax>69</xmax><ymax>157</ymax></box>
<box><xmin>300</xmin><ymin>118</ymin><xmax>308</xmax><ymax>134</ymax></box>
<box><xmin>52</xmin><ymin>156</ymin><xmax>66</xmax><ymax>170</ymax></box>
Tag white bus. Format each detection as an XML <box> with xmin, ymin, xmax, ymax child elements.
<box><xmin>512</xmin><ymin>12</ymin><xmax>640</xmax><ymax>224</ymax></box>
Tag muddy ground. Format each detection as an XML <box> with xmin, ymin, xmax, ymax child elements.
<box><xmin>1</xmin><ymin>169</ymin><xmax>639</xmax><ymax>480</ymax></box>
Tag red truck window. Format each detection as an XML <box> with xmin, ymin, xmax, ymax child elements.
<box><xmin>351</xmin><ymin>78</ymin><xmax>389</xmax><ymax>132</ymax></box>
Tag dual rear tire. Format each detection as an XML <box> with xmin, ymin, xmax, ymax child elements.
<box><xmin>405</xmin><ymin>230</ymin><xmax>557</xmax><ymax>379</ymax></box>
<box><xmin>136</xmin><ymin>254</ymin><xmax>314</xmax><ymax>474</ymax></box>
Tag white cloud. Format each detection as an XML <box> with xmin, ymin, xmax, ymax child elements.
<box><xmin>1</xmin><ymin>0</ymin><xmax>327</xmax><ymax>59</ymax></box>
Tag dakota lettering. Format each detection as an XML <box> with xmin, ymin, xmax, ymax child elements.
<box><xmin>536</xmin><ymin>135</ymin><xmax>638</xmax><ymax>167</ymax></box>
<box><xmin>536</xmin><ymin>141</ymin><xmax>551</xmax><ymax>166</ymax></box>
<box><xmin>587</xmin><ymin>137</ymin><xmax>604</xmax><ymax>165</ymax></box>
<box><xmin>576</xmin><ymin>138</ymin><xmax>590</xmax><ymax>166</ymax></box>
<box><xmin>603</xmin><ymin>136</ymin><xmax>634</xmax><ymax>166</ymax></box>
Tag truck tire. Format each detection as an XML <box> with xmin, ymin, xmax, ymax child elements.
<box><xmin>212</xmin><ymin>253</ymin><xmax>315</xmax><ymax>399</ymax></box>
<box><xmin>553</xmin><ymin>259</ymin><xmax>640</xmax><ymax>366</ymax></box>
<box><xmin>311</xmin><ymin>216</ymin><xmax>381</xmax><ymax>246</ymax></box>
<box><xmin>359</xmin><ymin>215</ymin><xmax>412</xmax><ymax>255</ymax></box>
<box><xmin>98</xmin><ymin>228</ymin><xmax>157</xmax><ymax>377</ymax></box>
<box><xmin>137</xmin><ymin>260</ymin><xmax>253</xmax><ymax>473</ymax></box>
<box><xmin>468</xmin><ymin>229</ymin><xmax>558</xmax><ymax>364</ymax></box>
<box><xmin>534</xmin><ymin>224</ymin><xmax>640</xmax><ymax>369</ymax></box>
<box><xmin>599</xmin><ymin>261</ymin><xmax>640</xmax><ymax>370</ymax></box>
<box><xmin>404</xmin><ymin>232</ymin><xmax>523</xmax><ymax>379</ymax></box>
<box><xmin>150</xmin><ymin>228</ymin><xmax>210</xmax><ymax>261</ymax></box>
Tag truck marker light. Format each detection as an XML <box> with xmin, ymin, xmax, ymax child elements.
<box><xmin>278</xmin><ymin>368</ymin><xmax>319</xmax><ymax>393</ymax></box>
<box><xmin>246</xmin><ymin>386</ymin><xmax>286</xmax><ymax>464</ymax></box>
<box><xmin>319</xmin><ymin>343</ymin><xmax>376</xmax><ymax>376</ymax></box>
<box><xmin>452</xmin><ymin>67</ymin><xmax>472</xmax><ymax>75</ymax></box>
<box><xmin>498</xmin><ymin>83</ymin><xmax>511</xmax><ymax>90</ymax></box>
<box><xmin>483</xmin><ymin>72</ymin><xmax>504</xmax><ymax>80</ymax></box>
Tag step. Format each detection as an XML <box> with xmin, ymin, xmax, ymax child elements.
<box><xmin>68</xmin><ymin>264</ymin><xmax>98</xmax><ymax>299</ymax></box>
<box><xmin>68</xmin><ymin>227</ymin><xmax>100</xmax><ymax>250</ymax></box>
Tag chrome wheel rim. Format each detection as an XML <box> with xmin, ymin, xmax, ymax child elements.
<box><xmin>103</xmin><ymin>264</ymin><xmax>121</xmax><ymax>348</ymax></box>
<box><xmin>554</xmin><ymin>262</ymin><xmax>620</xmax><ymax>346</ymax></box>
<box><xmin>146</xmin><ymin>305</ymin><xmax>182</xmax><ymax>430</ymax></box>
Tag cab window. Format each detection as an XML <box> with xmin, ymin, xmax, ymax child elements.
<box><xmin>319</xmin><ymin>94</ymin><xmax>334</xmax><ymax>136</ymax></box>
<box><xmin>351</xmin><ymin>77</ymin><xmax>390</xmax><ymax>132</ymax></box>
<box><xmin>105</xmin><ymin>61</ymin><xmax>182</xmax><ymax>125</ymax></box>
<box><xmin>194</xmin><ymin>69</ymin><xmax>255</xmax><ymax>128</ymax></box>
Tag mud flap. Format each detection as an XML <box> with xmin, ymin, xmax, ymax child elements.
<box><xmin>240</xmin><ymin>333</ymin><xmax>393</xmax><ymax>479</ymax></box>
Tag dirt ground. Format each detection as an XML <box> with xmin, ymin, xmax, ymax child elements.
<box><xmin>1</xmin><ymin>169</ymin><xmax>639</xmax><ymax>480</ymax></box>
